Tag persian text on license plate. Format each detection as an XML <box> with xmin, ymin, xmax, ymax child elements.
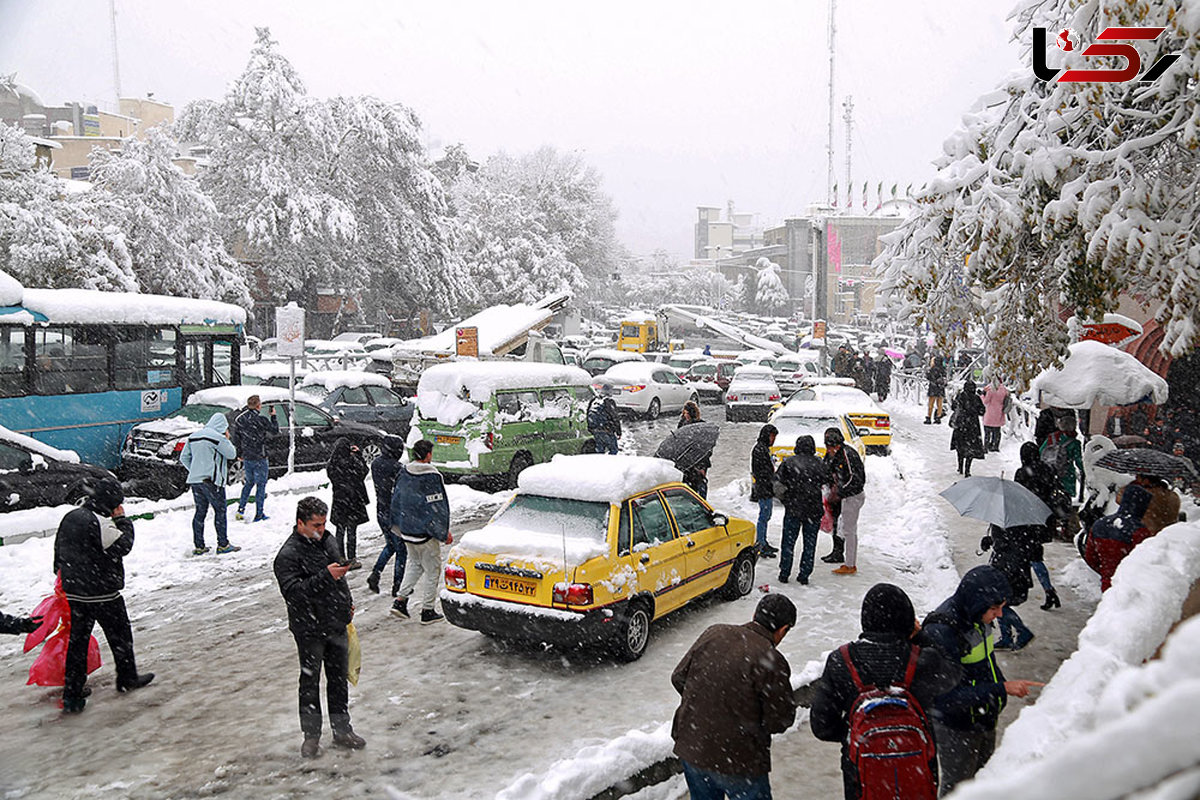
<box><xmin>483</xmin><ymin>575</ymin><xmax>538</xmax><ymax>597</ymax></box>
<box><xmin>435</xmin><ymin>435</ymin><xmax>462</xmax><ymax>445</ymax></box>
<box><xmin>742</xmin><ymin>394</ymin><xmax>765</xmax><ymax>402</ymax></box>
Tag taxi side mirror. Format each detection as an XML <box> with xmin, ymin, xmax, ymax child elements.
<box><xmin>710</xmin><ymin>512</ymin><xmax>728</xmax><ymax>527</ymax></box>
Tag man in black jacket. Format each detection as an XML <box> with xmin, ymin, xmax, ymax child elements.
<box><xmin>53</xmin><ymin>477</ymin><xmax>154</xmax><ymax>714</ymax></box>
<box><xmin>587</xmin><ymin>388</ymin><xmax>622</xmax><ymax>455</ymax></box>
<box><xmin>823</xmin><ymin>428</ymin><xmax>867</xmax><ymax>574</ymax></box>
<box><xmin>233</xmin><ymin>394</ymin><xmax>279</xmax><ymax>522</ymax></box>
<box><xmin>750</xmin><ymin>423</ymin><xmax>779</xmax><ymax>558</ymax></box>
<box><xmin>273</xmin><ymin>496</ymin><xmax>366</xmax><ymax>758</ymax></box>
<box><xmin>811</xmin><ymin>583</ymin><xmax>959</xmax><ymax>799</ymax></box>
<box><xmin>0</xmin><ymin>610</ymin><xmax>41</xmax><ymax>635</ymax></box>
<box><xmin>774</xmin><ymin>435</ymin><xmax>828</xmax><ymax>584</ymax></box>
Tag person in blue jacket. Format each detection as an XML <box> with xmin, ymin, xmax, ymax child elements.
<box><xmin>180</xmin><ymin>412</ymin><xmax>240</xmax><ymax>555</ymax></box>
<box><xmin>390</xmin><ymin>439</ymin><xmax>451</xmax><ymax>624</ymax></box>
<box><xmin>919</xmin><ymin>565</ymin><xmax>1042</xmax><ymax>795</ymax></box>
<box><xmin>232</xmin><ymin>395</ymin><xmax>279</xmax><ymax>522</ymax></box>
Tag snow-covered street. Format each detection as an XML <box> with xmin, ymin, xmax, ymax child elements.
<box><xmin>0</xmin><ymin>398</ymin><xmax>1110</xmax><ymax>799</ymax></box>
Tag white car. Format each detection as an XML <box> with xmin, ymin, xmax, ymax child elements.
<box><xmin>735</xmin><ymin>349</ymin><xmax>781</xmax><ymax>370</ymax></box>
<box><xmin>594</xmin><ymin>362</ymin><xmax>698</xmax><ymax>419</ymax></box>
<box><xmin>772</xmin><ymin>353</ymin><xmax>822</xmax><ymax>393</ymax></box>
<box><xmin>664</xmin><ymin>350</ymin><xmax>709</xmax><ymax>377</ymax></box>
<box><xmin>724</xmin><ymin>365</ymin><xmax>782</xmax><ymax>422</ymax></box>
<box><xmin>582</xmin><ymin>348</ymin><xmax>645</xmax><ymax>377</ymax></box>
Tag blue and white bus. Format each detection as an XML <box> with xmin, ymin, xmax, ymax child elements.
<box><xmin>0</xmin><ymin>282</ymin><xmax>245</xmax><ymax>468</ymax></box>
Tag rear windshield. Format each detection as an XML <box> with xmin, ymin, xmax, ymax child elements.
<box><xmin>774</xmin><ymin>415</ymin><xmax>840</xmax><ymax>440</ymax></box>
<box><xmin>493</xmin><ymin>495</ymin><xmax>611</xmax><ymax>544</ymax></box>
<box><xmin>689</xmin><ymin>364</ymin><xmax>716</xmax><ymax>376</ymax></box>
<box><xmin>175</xmin><ymin>404</ymin><xmax>229</xmax><ymax>424</ymax></box>
<box><xmin>583</xmin><ymin>357</ymin><xmax>615</xmax><ymax>373</ymax></box>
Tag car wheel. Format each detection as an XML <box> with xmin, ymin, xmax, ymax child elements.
<box><xmin>722</xmin><ymin>551</ymin><xmax>756</xmax><ymax>600</ymax></box>
<box><xmin>64</xmin><ymin>481</ymin><xmax>91</xmax><ymax>507</ymax></box>
<box><xmin>613</xmin><ymin>600</ymin><xmax>651</xmax><ymax>662</ymax></box>
<box><xmin>507</xmin><ymin>452</ymin><xmax>534</xmax><ymax>489</ymax></box>
<box><xmin>725</xmin><ymin>409</ymin><xmax>734</xmax><ymax>422</ymax></box>
<box><xmin>227</xmin><ymin>459</ymin><xmax>246</xmax><ymax>487</ymax></box>
<box><xmin>581</xmin><ymin>438</ymin><xmax>597</xmax><ymax>454</ymax></box>
<box><xmin>361</xmin><ymin>440</ymin><xmax>383</xmax><ymax>465</ymax></box>
<box><xmin>646</xmin><ymin>398</ymin><xmax>661</xmax><ymax>420</ymax></box>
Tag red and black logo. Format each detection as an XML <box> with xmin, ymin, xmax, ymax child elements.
<box><xmin>1034</xmin><ymin>26</ymin><xmax>1179</xmax><ymax>83</ymax></box>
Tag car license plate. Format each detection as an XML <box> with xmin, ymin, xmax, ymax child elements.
<box><xmin>742</xmin><ymin>394</ymin><xmax>765</xmax><ymax>402</ymax></box>
<box><xmin>435</xmin><ymin>435</ymin><xmax>462</xmax><ymax>445</ymax></box>
<box><xmin>483</xmin><ymin>575</ymin><xmax>538</xmax><ymax>597</ymax></box>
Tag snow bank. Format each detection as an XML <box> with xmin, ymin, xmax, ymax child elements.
<box><xmin>0</xmin><ymin>424</ymin><xmax>80</xmax><ymax>463</ymax></box>
<box><xmin>1030</xmin><ymin>340</ymin><xmax>1169</xmax><ymax>409</ymax></box>
<box><xmin>0</xmin><ymin>268</ymin><xmax>23</xmax><ymax>306</ymax></box>
<box><xmin>951</xmin><ymin>520</ymin><xmax>1200</xmax><ymax>799</ymax></box>
<box><xmin>298</xmin><ymin>370</ymin><xmax>390</xmax><ymax>390</ymax></box>
<box><xmin>518</xmin><ymin>454</ymin><xmax>682</xmax><ymax>504</ymax></box>
<box><xmin>415</xmin><ymin>362</ymin><xmax>590</xmax><ymax>426</ymax></box>
<box><xmin>18</xmin><ymin>288</ymin><xmax>245</xmax><ymax>327</ymax></box>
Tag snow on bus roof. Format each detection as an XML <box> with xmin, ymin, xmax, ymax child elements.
<box><xmin>518</xmin><ymin>454</ymin><xmax>683</xmax><ymax>504</ymax></box>
<box><xmin>14</xmin><ymin>287</ymin><xmax>245</xmax><ymax>327</ymax></box>
<box><xmin>0</xmin><ymin>423</ymin><xmax>80</xmax><ymax>463</ymax></box>
<box><xmin>299</xmin><ymin>370</ymin><xmax>390</xmax><ymax>390</ymax></box>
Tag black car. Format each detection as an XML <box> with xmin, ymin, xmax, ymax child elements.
<box><xmin>297</xmin><ymin>374</ymin><xmax>414</xmax><ymax>438</ymax></box>
<box><xmin>119</xmin><ymin>386</ymin><xmax>393</xmax><ymax>499</ymax></box>
<box><xmin>0</xmin><ymin>432</ymin><xmax>117</xmax><ymax>513</ymax></box>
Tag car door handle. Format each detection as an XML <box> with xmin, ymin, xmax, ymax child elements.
<box><xmin>639</xmin><ymin>553</ymin><xmax>650</xmax><ymax>564</ymax></box>
<box><xmin>686</xmin><ymin>539</ymin><xmax>696</xmax><ymax>548</ymax></box>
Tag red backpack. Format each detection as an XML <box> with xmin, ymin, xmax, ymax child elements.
<box><xmin>839</xmin><ymin>643</ymin><xmax>938</xmax><ymax>800</ymax></box>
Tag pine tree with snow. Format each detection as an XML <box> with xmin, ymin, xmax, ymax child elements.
<box><xmin>754</xmin><ymin>257</ymin><xmax>790</xmax><ymax>316</ymax></box>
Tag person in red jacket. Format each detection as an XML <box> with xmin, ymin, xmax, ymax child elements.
<box><xmin>1085</xmin><ymin>484</ymin><xmax>1153</xmax><ymax>592</ymax></box>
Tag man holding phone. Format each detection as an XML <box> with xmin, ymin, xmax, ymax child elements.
<box><xmin>273</xmin><ymin>496</ymin><xmax>366</xmax><ymax>759</ymax></box>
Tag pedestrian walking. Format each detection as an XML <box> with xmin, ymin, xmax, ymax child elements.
<box><xmin>873</xmin><ymin>353</ymin><xmax>892</xmax><ymax>402</ymax></box>
<box><xmin>925</xmin><ymin>358</ymin><xmax>947</xmax><ymax>425</ymax></box>
<box><xmin>679</xmin><ymin>400</ymin><xmax>702</xmax><ymax>427</ymax></box>
<box><xmin>853</xmin><ymin>358</ymin><xmax>872</xmax><ymax>394</ymax></box>
<box><xmin>273</xmin><ymin>496</ymin><xmax>366</xmax><ymax>758</ymax></box>
<box><xmin>811</xmin><ymin>583</ymin><xmax>957</xmax><ymax>800</ymax></box>
<box><xmin>979</xmin><ymin>525</ymin><xmax>1036</xmax><ymax>650</ymax></box>
<box><xmin>180</xmin><ymin>412</ymin><xmax>241</xmax><ymax>555</ymax></box>
<box><xmin>366</xmin><ymin>438</ymin><xmax>407</xmax><ymax>597</ymax></box>
<box><xmin>587</xmin><ymin>386</ymin><xmax>622</xmax><ymax>455</ymax></box>
<box><xmin>671</xmin><ymin>593</ymin><xmax>798</xmax><ymax>799</ymax></box>
<box><xmin>949</xmin><ymin>380</ymin><xmax>985</xmax><ymax>477</ymax></box>
<box><xmin>390</xmin><ymin>439</ymin><xmax>452</xmax><ymax>624</ymax></box>
<box><xmin>1040</xmin><ymin>415</ymin><xmax>1085</xmax><ymax>502</ymax></box>
<box><xmin>327</xmin><ymin>437</ymin><xmax>370</xmax><ymax>569</ymax></box>
<box><xmin>1014</xmin><ymin>442</ymin><xmax>1063</xmax><ymax>610</ymax></box>
<box><xmin>774</xmin><ymin>435</ymin><xmax>828</xmax><ymax>585</ymax></box>
<box><xmin>919</xmin><ymin>565</ymin><xmax>1043</xmax><ymax>795</ymax></box>
<box><xmin>980</xmin><ymin>381</ymin><xmax>1008</xmax><ymax>453</ymax></box>
<box><xmin>833</xmin><ymin>344</ymin><xmax>854</xmax><ymax>378</ymax></box>
<box><xmin>750</xmin><ymin>423</ymin><xmax>780</xmax><ymax>559</ymax></box>
<box><xmin>53</xmin><ymin>478</ymin><xmax>154</xmax><ymax>714</ymax></box>
<box><xmin>678</xmin><ymin>402</ymin><xmax>712</xmax><ymax>499</ymax></box>
<box><xmin>232</xmin><ymin>394</ymin><xmax>279</xmax><ymax>522</ymax></box>
<box><xmin>823</xmin><ymin>428</ymin><xmax>866</xmax><ymax>575</ymax></box>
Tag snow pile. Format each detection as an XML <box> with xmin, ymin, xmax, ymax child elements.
<box><xmin>519</xmin><ymin>454</ymin><xmax>682</xmax><ymax>504</ymax></box>
<box><xmin>0</xmin><ymin>268</ymin><xmax>23</xmax><ymax>306</ymax></box>
<box><xmin>393</xmin><ymin>303</ymin><xmax>552</xmax><ymax>356</ymax></box>
<box><xmin>1029</xmin><ymin>339</ymin><xmax>1169</xmax><ymax>409</ymax></box>
<box><xmin>415</xmin><ymin>362</ymin><xmax>590</xmax><ymax>426</ymax></box>
<box><xmin>0</xmin><ymin>424</ymin><xmax>80</xmax><ymax>463</ymax></box>
<box><xmin>298</xmin><ymin>370</ymin><xmax>390</xmax><ymax>390</ymax></box>
<box><xmin>19</xmin><ymin>288</ymin><xmax>245</xmax><ymax>327</ymax></box>
<box><xmin>189</xmin><ymin>386</ymin><xmax>294</xmax><ymax>409</ymax></box>
<box><xmin>951</xmin><ymin>520</ymin><xmax>1200</xmax><ymax>800</ymax></box>
<box><xmin>241</xmin><ymin>362</ymin><xmax>307</xmax><ymax>381</ymax></box>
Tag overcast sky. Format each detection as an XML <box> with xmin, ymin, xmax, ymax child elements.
<box><xmin>0</xmin><ymin>0</ymin><xmax>1024</xmax><ymax>259</ymax></box>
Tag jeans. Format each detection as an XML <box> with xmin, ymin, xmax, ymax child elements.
<box><xmin>756</xmin><ymin>498</ymin><xmax>774</xmax><ymax>549</ymax></box>
<box><xmin>398</xmin><ymin>537</ymin><xmax>443</xmax><ymax>612</ymax></box>
<box><xmin>237</xmin><ymin>458</ymin><xmax>270</xmax><ymax>518</ymax></box>
<box><xmin>934</xmin><ymin>723</ymin><xmax>995</xmax><ymax>796</ymax></box>
<box><xmin>1032</xmin><ymin>561</ymin><xmax>1054</xmax><ymax>593</ymax></box>
<box><xmin>780</xmin><ymin>512</ymin><xmax>820</xmax><ymax>582</ymax></box>
<box><xmin>594</xmin><ymin>431</ymin><xmax>619</xmax><ymax>454</ymax></box>
<box><xmin>293</xmin><ymin>629</ymin><xmax>351</xmax><ymax>738</ymax></box>
<box><xmin>371</xmin><ymin>520</ymin><xmax>408</xmax><ymax>595</ymax></box>
<box><xmin>64</xmin><ymin>596</ymin><xmax>139</xmax><ymax>703</ymax></box>
<box><xmin>191</xmin><ymin>482</ymin><xmax>228</xmax><ymax>549</ymax></box>
<box><xmin>839</xmin><ymin>492</ymin><xmax>865</xmax><ymax>568</ymax></box>
<box><xmin>997</xmin><ymin>604</ymin><xmax>1032</xmax><ymax>645</ymax></box>
<box><xmin>681</xmin><ymin>760</ymin><xmax>772</xmax><ymax>800</ymax></box>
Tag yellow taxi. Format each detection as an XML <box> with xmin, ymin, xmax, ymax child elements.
<box><xmin>440</xmin><ymin>454</ymin><xmax>757</xmax><ymax>661</ymax></box>
<box><xmin>767</xmin><ymin>404</ymin><xmax>867</xmax><ymax>463</ymax></box>
<box><xmin>780</xmin><ymin>380</ymin><xmax>892</xmax><ymax>455</ymax></box>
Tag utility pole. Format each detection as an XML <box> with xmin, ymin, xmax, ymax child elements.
<box><xmin>843</xmin><ymin>96</ymin><xmax>854</xmax><ymax>214</ymax></box>
<box><xmin>108</xmin><ymin>0</ymin><xmax>122</xmax><ymax>109</ymax></box>
<box><xmin>825</xmin><ymin>0</ymin><xmax>837</xmax><ymax>207</ymax></box>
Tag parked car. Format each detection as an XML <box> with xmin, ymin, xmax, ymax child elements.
<box><xmin>724</xmin><ymin>365</ymin><xmax>782</xmax><ymax>422</ymax></box>
<box><xmin>734</xmin><ymin>349</ymin><xmax>781</xmax><ymax>370</ymax></box>
<box><xmin>441</xmin><ymin>454</ymin><xmax>756</xmax><ymax>660</ymax></box>
<box><xmin>414</xmin><ymin>362</ymin><xmax>594</xmax><ymax>488</ymax></box>
<box><xmin>298</xmin><ymin>370</ymin><xmax>413</xmax><ymax>438</ymax></box>
<box><xmin>595</xmin><ymin>362</ymin><xmax>698</xmax><ymax>419</ymax></box>
<box><xmin>772</xmin><ymin>353</ymin><xmax>822</xmax><ymax>393</ymax></box>
<box><xmin>331</xmin><ymin>331</ymin><xmax>380</xmax><ymax>346</ymax></box>
<box><xmin>781</xmin><ymin>382</ymin><xmax>892</xmax><ymax>455</ymax></box>
<box><xmin>581</xmin><ymin>348</ymin><xmax>645</xmax><ymax>377</ymax></box>
<box><xmin>664</xmin><ymin>350</ymin><xmax>708</xmax><ymax>377</ymax></box>
<box><xmin>119</xmin><ymin>386</ymin><xmax>390</xmax><ymax>499</ymax></box>
<box><xmin>0</xmin><ymin>426</ymin><xmax>117</xmax><ymax>513</ymax></box>
<box><xmin>241</xmin><ymin>362</ymin><xmax>309</xmax><ymax>388</ymax></box>
<box><xmin>767</xmin><ymin>405</ymin><xmax>867</xmax><ymax>462</ymax></box>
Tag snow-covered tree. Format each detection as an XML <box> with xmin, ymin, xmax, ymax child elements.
<box><xmin>754</xmin><ymin>257</ymin><xmax>790</xmax><ymax>315</ymax></box>
<box><xmin>729</xmin><ymin>274</ymin><xmax>748</xmax><ymax>311</ymax></box>
<box><xmin>86</xmin><ymin>129</ymin><xmax>251</xmax><ymax>306</ymax></box>
<box><xmin>878</xmin><ymin>0</ymin><xmax>1200</xmax><ymax>383</ymax></box>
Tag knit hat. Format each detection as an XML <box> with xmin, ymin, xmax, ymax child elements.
<box><xmin>87</xmin><ymin>477</ymin><xmax>124</xmax><ymax>516</ymax></box>
<box><xmin>860</xmin><ymin>583</ymin><xmax>915</xmax><ymax>638</ymax></box>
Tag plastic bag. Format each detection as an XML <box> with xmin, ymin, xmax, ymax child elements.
<box><xmin>25</xmin><ymin>576</ymin><xmax>102</xmax><ymax>686</ymax></box>
<box><xmin>821</xmin><ymin>496</ymin><xmax>835</xmax><ymax>533</ymax></box>
<box><xmin>346</xmin><ymin>622</ymin><xmax>361</xmax><ymax>687</ymax></box>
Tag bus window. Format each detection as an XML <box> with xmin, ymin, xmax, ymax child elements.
<box><xmin>114</xmin><ymin>327</ymin><xmax>177</xmax><ymax>389</ymax></box>
<box><xmin>33</xmin><ymin>327</ymin><xmax>108</xmax><ymax>394</ymax></box>
<box><xmin>0</xmin><ymin>328</ymin><xmax>27</xmax><ymax>398</ymax></box>
<box><xmin>183</xmin><ymin>339</ymin><xmax>206</xmax><ymax>391</ymax></box>
<box><xmin>213</xmin><ymin>340</ymin><xmax>233</xmax><ymax>385</ymax></box>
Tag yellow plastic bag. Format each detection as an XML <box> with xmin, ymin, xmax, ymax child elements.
<box><xmin>346</xmin><ymin>622</ymin><xmax>361</xmax><ymax>686</ymax></box>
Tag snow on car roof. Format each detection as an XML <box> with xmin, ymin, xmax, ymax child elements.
<box><xmin>13</xmin><ymin>286</ymin><xmax>245</xmax><ymax>327</ymax></box>
<box><xmin>188</xmin><ymin>386</ymin><xmax>297</xmax><ymax>408</ymax></box>
<box><xmin>622</xmin><ymin>311</ymin><xmax>657</xmax><ymax>324</ymax></box>
<box><xmin>604</xmin><ymin>361</ymin><xmax>666</xmax><ymax>380</ymax></box>
<box><xmin>418</xmin><ymin>362</ymin><xmax>591</xmax><ymax>402</ymax></box>
<box><xmin>518</xmin><ymin>454</ymin><xmax>683</xmax><ymax>504</ymax></box>
<box><xmin>814</xmin><ymin>386</ymin><xmax>883</xmax><ymax>412</ymax></box>
<box><xmin>585</xmin><ymin>348</ymin><xmax>645</xmax><ymax>362</ymax></box>
<box><xmin>0</xmin><ymin>423</ymin><xmax>80</xmax><ymax>463</ymax></box>
<box><xmin>772</xmin><ymin>403</ymin><xmax>850</xmax><ymax>420</ymax></box>
<box><xmin>299</xmin><ymin>370</ymin><xmax>390</xmax><ymax>390</ymax></box>
<box><xmin>733</xmin><ymin>364</ymin><xmax>775</xmax><ymax>378</ymax></box>
<box><xmin>242</xmin><ymin>362</ymin><xmax>309</xmax><ymax>379</ymax></box>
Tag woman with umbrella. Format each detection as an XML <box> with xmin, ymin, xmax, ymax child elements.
<box><xmin>677</xmin><ymin>402</ymin><xmax>710</xmax><ymax>498</ymax></box>
<box><xmin>655</xmin><ymin>419</ymin><xmax>720</xmax><ymax>501</ymax></box>
<box><xmin>950</xmin><ymin>380</ymin><xmax>985</xmax><ymax>477</ymax></box>
<box><xmin>981</xmin><ymin>524</ymin><xmax>1037</xmax><ymax>649</ymax></box>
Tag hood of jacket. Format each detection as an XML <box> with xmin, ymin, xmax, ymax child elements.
<box><xmin>1117</xmin><ymin>483</ymin><xmax>1152</xmax><ymax>521</ymax></box>
<box><xmin>1020</xmin><ymin>441</ymin><xmax>1040</xmax><ymax>467</ymax></box>
<box><xmin>952</xmin><ymin>565</ymin><xmax>1011</xmax><ymax>624</ymax></box>
<box><xmin>199</xmin><ymin>412</ymin><xmax>229</xmax><ymax>436</ymax></box>
<box><xmin>793</xmin><ymin>435</ymin><xmax>816</xmax><ymax>456</ymax></box>
<box><xmin>757</xmin><ymin>424</ymin><xmax>778</xmax><ymax>445</ymax></box>
<box><xmin>860</xmin><ymin>582</ymin><xmax>915</xmax><ymax>639</ymax></box>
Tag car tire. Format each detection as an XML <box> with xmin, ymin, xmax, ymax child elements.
<box><xmin>64</xmin><ymin>481</ymin><xmax>92</xmax><ymax>507</ymax></box>
<box><xmin>580</xmin><ymin>438</ymin><xmax>596</xmax><ymax>454</ymax></box>
<box><xmin>612</xmin><ymin>600</ymin><xmax>652</xmax><ymax>662</ymax></box>
<box><xmin>507</xmin><ymin>452</ymin><xmax>534</xmax><ymax>489</ymax></box>
<box><xmin>725</xmin><ymin>409</ymin><xmax>734</xmax><ymax>422</ymax></box>
<box><xmin>361</xmin><ymin>440</ymin><xmax>383</xmax><ymax>465</ymax></box>
<box><xmin>646</xmin><ymin>398</ymin><xmax>661</xmax><ymax>420</ymax></box>
<box><xmin>722</xmin><ymin>551</ymin><xmax>756</xmax><ymax>600</ymax></box>
<box><xmin>227</xmin><ymin>459</ymin><xmax>246</xmax><ymax>487</ymax></box>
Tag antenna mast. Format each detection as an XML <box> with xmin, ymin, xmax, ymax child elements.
<box><xmin>825</xmin><ymin>0</ymin><xmax>837</xmax><ymax>206</ymax></box>
<box><xmin>109</xmin><ymin>0</ymin><xmax>122</xmax><ymax>109</ymax></box>
<box><xmin>843</xmin><ymin>96</ymin><xmax>854</xmax><ymax>215</ymax></box>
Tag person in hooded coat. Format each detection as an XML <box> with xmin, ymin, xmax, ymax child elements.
<box><xmin>949</xmin><ymin>380</ymin><xmax>985</xmax><ymax>476</ymax></box>
<box><xmin>774</xmin><ymin>435</ymin><xmax>827</xmax><ymax>584</ymax></box>
<box><xmin>981</xmin><ymin>525</ymin><xmax>1037</xmax><ymax>650</ymax></box>
<box><xmin>873</xmin><ymin>353</ymin><xmax>893</xmax><ymax>401</ymax></box>
<box><xmin>811</xmin><ymin>583</ymin><xmax>959</xmax><ymax>800</ymax></box>
<box><xmin>749</xmin><ymin>423</ymin><xmax>779</xmax><ymax>558</ymax></box>
<box><xmin>180</xmin><ymin>411</ymin><xmax>240</xmax><ymax>555</ymax></box>
<box><xmin>1014</xmin><ymin>441</ymin><xmax>1063</xmax><ymax>609</ymax></box>
<box><xmin>919</xmin><ymin>565</ymin><xmax>1042</xmax><ymax>795</ymax></box>
<box><xmin>366</xmin><ymin>437</ymin><xmax>407</xmax><ymax>596</ymax></box>
<box><xmin>1086</xmin><ymin>483</ymin><xmax>1153</xmax><ymax>592</ymax></box>
<box><xmin>326</xmin><ymin>437</ymin><xmax>370</xmax><ymax>569</ymax></box>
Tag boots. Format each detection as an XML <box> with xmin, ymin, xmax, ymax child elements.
<box><xmin>924</xmin><ymin>417</ymin><xmax>932</xmax><ymax>425</ymax></box>
<box><xmin>366</xmin><ymin>571</ymin><xmax>381</xmax><ymax>594</ymax></box>
<box><xmin>1041</xmin><ymin>589</ymin><xmax>1061</xmax><ymax>610</ymax></box>
<box><xmin>820</xmin><ymin>537</ymin><xmax>845</xmax><ymax>564</ymax></box>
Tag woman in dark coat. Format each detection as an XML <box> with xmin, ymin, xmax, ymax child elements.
<box><xmin>327</xmin><ymin>437</ymin><xmax>370</xmax><ymax>568</ymax></box>
<box><xmin>983</xmin><ymin>524</ymin><xmax>1036</xmax><ymax>650</ymax></box>
<box><xmin>949</xmin><ymin>380</ymin><xmax>985</xmax><ymax>476</ymax></box>
<box><xmin>1014</xmin><ymin>441</ymin><xmax>1063</xmax><ymax>609</ymax></box>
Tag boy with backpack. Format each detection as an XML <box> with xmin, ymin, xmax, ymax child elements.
<box><xmin>587</xmin><ymin>387</ymin><xmax>622</xmax><ymax>455</ymax></box>
<box><xmin>811</xmin><ymin>583</ymin><xmax>958</xmax><ymax>800</ymax></box>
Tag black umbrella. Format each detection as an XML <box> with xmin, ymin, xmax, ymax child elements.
<box><xmin>655</xmin><ymin>422</ymin><xmax>721</xmax><ymax>471</ymax></box>
<box><xmin>1095</xmin><ymin>448</ymin><xmax>1198</xmax><ymax>480</ymax></box>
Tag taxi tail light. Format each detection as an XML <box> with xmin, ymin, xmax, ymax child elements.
<box><xmin>485</xmin><ymin>431</ymin><xmax>494</xmax><ymax>450</ymax></box>
<box><xmin>444</xmin><ymin>564</ymin><xmax>466</xmax><ymax>590</ymax></box>
<box><xmin>874</xmin><ymin>418</ymin><xmax>890</xmax><ymax>428</ymax></box>
<box><xmin>768</xmin><ymin>393</ymin><xmax>781</xmax><ymax>401</ymax></box>
<box><xmin>172</xmin><ymin>440</ymin><xmax>186</xmax><ymax>453</ymax></box>
<box><xmin>623</xmin><ymin>384</ymin><xmax>646</xmax><ymax>393</ymax></box>
<box><xmin>553</xmin><ymin>582</ymin><xmax>593</xmax><ymax>606</ymax></box>
<box><xmin>727</xmin><ymin>394</ymin><xmax>738</xmax><ymax>402</ymax></box>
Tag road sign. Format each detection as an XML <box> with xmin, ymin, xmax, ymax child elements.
<box><xmin>813</xmin><ymin>320</ymin><xmax>827</xmax><ymax>340</ymax></box>
<box><xmin>456</xmin><ymin>326</ymin><xmax>479</xmax><ymax>357</ymax></box>
<box><xmin>275</xmin><ymin>302</ymin><xmax>306</xmax><ymax>357</ymax></box>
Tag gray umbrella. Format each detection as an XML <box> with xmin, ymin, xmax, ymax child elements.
<box><xmin>1095</xmin><ymin>448</ymin><xmax>1198</xmax><ymax>480</ymax></box>
<box><xmin>939</xmin><ymin>476</ymin><xmax>1053</xmax><ymax>529</ymax></box>
<box><xmin>655</xmin><ymin>422</ymin><xmax>721</xmax><ymax>472</ymax></box>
